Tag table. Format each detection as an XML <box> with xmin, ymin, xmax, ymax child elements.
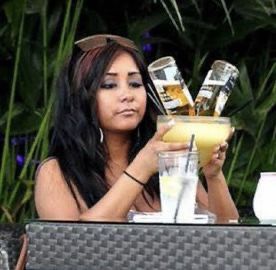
<box><xmin>25</xmin><ymin>220</ymin><xmax>276</xmax><ymax>270</ymax></box>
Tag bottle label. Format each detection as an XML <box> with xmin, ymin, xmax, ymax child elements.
<box><xmin>203</xmin><ymin>70</ymin><xmax>228</xmax><ymax>86</ymax></box>
<box><xmin>197</xmin><ymin>87</ymin><xmax>213</xmax><ymax>99</ymax></box>
<box><xmin>214</xmin><ymin>91</ymin><xmax>228</xmax><ymax>116</ymax></box>
<box><xmin>224</xmin><ymin>74</ymin><xmax>237</xmax><ymax>94</ymax></box>
<box><xmin>163</xmin><ymin>99</ymin><xmax>181</xmax><ymax>109</ymax></box>
<box><xmin>153</xmin><ymin>79</ymin><xmax>194</xmax><ymax>115</ymax></box>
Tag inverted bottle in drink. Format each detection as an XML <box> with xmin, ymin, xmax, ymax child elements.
<box><xmin>148</xmin><ymin>56</ymin><xmax>195</xmax><ymax>116</ymax></box>
<box><xmin>194</xmin><ymin>60</ymin><xmax>239</xmax><ymax>116</ymax></box>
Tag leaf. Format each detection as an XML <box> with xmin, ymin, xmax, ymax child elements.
<box><xmin>228</xmin><ymin>172</ymin><xmax>256</xmax><ymax>195</ymax></box>
<box><xmin>47</xmin><ymin>3</ymin><xmax>63</xmax><ymax>42</ymax></box>
<box><xmin>219</xmin><ymin>0</ymin><xmax>235</xmax><ymax>35</ymax></box>
<box><xmin>182</xmin><ymin>17</ymin><xmax>216</xmax><ymax>30</ymax></box>
<box><xmin>128</xmin><ymin>12</ymin><xmax>167</xmax><ymax>45</ymax></box>
<box><xmin>234</xmin><ymin>0</ymin><xmax>276</xmax><ymax>19</ymax></box>
<box><xmin>227</xmin><ymin>63</ymin><xmax>261</xmax><ymax>136</ymax></box>
<box><xmin>236</xmin><ymin>62</ymin><xmax>254</xmax><ymax>101</ymax></box>
<box><xmin>3</xmin><ymin>108</ymin><xmax>44</xmax><ymax>135</ymax></box>
<box><xmin>18</xmin><ymin>46</ymin><xmax>43</xmax><ymax>109</ymax></box>
<box><xmin>159</xmin><ymin>0</ymin><xmax>184</xmax><ymax>32</ymax></box>
<box><xmin>25</xmin><ymin>0</ymin><xmax>46</xmax><ymax>14</ymax></box>
<box><xmin>7</xmin><ymin>180</ymin><xmax>22</xmax><ymax>206</ymax></box>
<box><xmin>0</xmin><ymin>205</ymin><xmax>13</xmax><ymax>223</ymax></box>
<box><xmin>257</xmin><ymin>82</ymin><xmax>276</xmax><ymax>117</ymax></box>
<box><xmin>257</xmin><ymin>62</ymin><xmax>276</xmax><ymax>99</ymax></box>
<box><xmin>0</xmin><ymin>103</ymin><xmax>24</xmax><ymax>126</ymax></box>
<box><xmin>205</xmin><ymin>19</ymin><xmax>267</xmax><ymax>48</ymax></box>
<box><xmin>3</xmin><ymin>0</ymin><xmax>25</xmax><ymax>41</ymax></box>
<box><xmin>257</xmin><ymin>139</ymin><xmax>276</xmax><ymax>170</ymax></box>
<box><xmin>76</xmin><ymin>9</ymin><xmax>107</xmax><ymax>37</ymax></box>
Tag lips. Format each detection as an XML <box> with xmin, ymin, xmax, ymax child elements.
<box><xmin>117</xmin><ymin>108</ymin><xmax>136</xmax><ymax>114</ymax></box>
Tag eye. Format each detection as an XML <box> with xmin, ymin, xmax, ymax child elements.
<box><xmin>129</xmin><ymin>81</ymin><xmax>143</xmax><ymax>88</ymax></box>
<box><xmin>100</xmin><ymin>82</ymin><xmax>117</xmax><ymax>89</ymax></box>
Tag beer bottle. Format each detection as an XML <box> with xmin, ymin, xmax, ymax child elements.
<box><xmin>148</xmin><ymin>56</ymin><xmax>195</xmax><ymax>116</ymax></box>
<box><xmin>194</xmin><ymin>60</ymin><xmax>239</xmax><ymax>116</ymax></box>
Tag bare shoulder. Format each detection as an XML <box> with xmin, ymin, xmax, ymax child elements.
<box><xmin>35</xmin><ymin>157</ymin><xmax>70</xmax><ymax>195</ymax></box>
<box><xmin>36</xmin><ymin>157</ymin><xmax>62</xmax><ymax>180</ymax></box>
<box><xmin>35</xmin><ymin>158</ymin><xmax>65</xmax><ymax>193</ymax></box>
<box><xmin>35</xmin><ymin>158</ymin><xmax>80</xmax><ymax>220</ymax></box>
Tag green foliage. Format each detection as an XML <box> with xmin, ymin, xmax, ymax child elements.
<box><xmin>0</xmin><ymin>0</ymin><xmax>275</xmax><ymax>222</ymax></box>
<box><xmin>0</xmin><ymin>0</ymin><xmax>84</xmax><ymax>222</ymax></box>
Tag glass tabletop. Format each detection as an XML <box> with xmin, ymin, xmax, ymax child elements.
<box><xmin>127</xmin><ymin>210</ymin><xmax>273</xmax><ymax>226</ymax></box>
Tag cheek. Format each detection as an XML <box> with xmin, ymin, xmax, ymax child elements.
<box><xmin>95</xmin><ymin>93</ymin><xmax>111</xmax><ymax>122</ymax></box>
<box><xmin>138</xmin><ymin>91</ymin><xmax>147</xmax><ymax>117</ymax></box>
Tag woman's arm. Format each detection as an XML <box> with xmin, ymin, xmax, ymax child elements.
<box><xmin>199</xmin><ymin>142</ymin><xmax>239</xmax><ymax>220</ymax></box>
<box><xmin>36</xmin><ymin>154</ymin><xmax>158</xmax><ymax>221</ymax></box>
<box><xmin>80</xmin><ymin>124</ymin><xmax>187</xmax><ymax>220</ymax></box>
<box><xmin>35</xmin><ymin>124</ymin><xmax>188</xmax><ymax>221</ymax></box>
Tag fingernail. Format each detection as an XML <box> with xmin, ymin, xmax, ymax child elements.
<box><xmin>167</xmin><ymin>119</ymin><xmax>175</xmax><ymax>127</ymax></box>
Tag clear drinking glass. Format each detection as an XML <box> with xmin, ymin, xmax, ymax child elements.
<box><xmin>158</xmin><ymin>150</ymin><xmax>199</xmax><ymax>223</ymax></box>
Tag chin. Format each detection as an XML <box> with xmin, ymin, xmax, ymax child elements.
<box><xmin>117</xmin><ymin>118</ymin><xmax>141</xmax><ymax>129</ymax></box>
<box><xmin>114</xmin><ymin>123</ymin><xmax>140</xmax><ymax>133</ymax></box>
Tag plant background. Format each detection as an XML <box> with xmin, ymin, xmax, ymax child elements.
<box><xmin>0</xmin><ymin>0</ymin><xmax>275</xmax><ymax>223</ymax></box>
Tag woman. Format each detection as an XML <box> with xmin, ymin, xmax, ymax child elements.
<box><xmin>35</xmin><ymin>34</ymin><xmax>239</xmax><ymax>221</ymax></box>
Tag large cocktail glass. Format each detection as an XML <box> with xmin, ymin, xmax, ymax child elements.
<box><xmin>157</xmin><ymin>116</ymin><xmax>231</xmax><ymax>167</ymax></box>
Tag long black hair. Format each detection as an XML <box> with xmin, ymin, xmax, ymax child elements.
<box><xmin>50</xmin><ymin>41</ymin><xmax>160</xmax><ymax>209</ymax></box>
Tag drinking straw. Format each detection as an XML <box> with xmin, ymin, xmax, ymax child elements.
<box><xmin>173</xmin><ymin>134</ymin><xmax>195</xmax><ymax>222</ymax></box>
<box><xmin>147</xmin><ymin>83</ymin><xmax>163</xmax><ymax>107</ymax></box>
<box><xmin>147</xmin><ymin>83</ymin><xmax>167</xmax><ymax>115</ymax></box>
<box><xmin>185</xmin><ymin>134</ymin><xmax>195</xmax><ymax>172</ymax></box>
<box><xmin>147</xmin><ymin>92</ymin><xmax>167</xmax><ymax>115</ymax></box>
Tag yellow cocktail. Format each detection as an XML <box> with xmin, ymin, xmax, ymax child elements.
<box><xmin>157</xmin><ymin>116</ymin><xmax>231</xmax><ymax>166</ymax></box>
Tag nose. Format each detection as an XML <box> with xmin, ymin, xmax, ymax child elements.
<box><xmin>119</xmin><ymin>84</ymin><xmax>134</xmax><ymax>102</ymax></box>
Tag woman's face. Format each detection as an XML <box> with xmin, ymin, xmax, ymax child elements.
<box><xmin>96</xmin><ymin>52</ymin><xmax>147</xmax><ymax>134</ymax></box>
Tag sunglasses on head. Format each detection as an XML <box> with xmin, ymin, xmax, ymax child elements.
<box><xmin>75</xmin><ymin>34</ymin><xmax>139</xmax><ymax>52</ymax></box>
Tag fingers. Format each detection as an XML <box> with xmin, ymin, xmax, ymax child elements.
<box><xmin>212</xmin><ymin>142</ymin><xmax>228</xmax><ymax>161</ymax></box>
<box><xmin>151</xmin><ymin>120</ymin><xmax>189</xmax><ymax>153</ymax></box>
<box><xmin>154</xmin><ymin>120</ymin><xmax>175</xmax><ymax>140</ymax></box>
<box><xmin>158</xmin><ymin>141</ymin><xmax>189</xmax><ymax>152</ymax></box>
<box><xmin>219</xmin><ymin>142</ymin><xmax>228</xmax><ymax>152</ymax></box>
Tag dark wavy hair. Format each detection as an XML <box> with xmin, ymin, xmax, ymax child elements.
<box><xmin>49</xmin><ymin>41</ymin><xmax>160</xmax><ymax>209</ymax></box>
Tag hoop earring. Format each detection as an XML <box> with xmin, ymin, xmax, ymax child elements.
<box><xmin>133</xmin><ymin>126</ymin><xmax>141</xmax><ymax>148</ymax></box>
<box><xmin>99</xmin><ymin>127</ymin><xmax>104</xmax><ymax>143</ymax></box>
<box><xmin>136</xmin><ymin>127</ymin><xmax>141</xmax><ymax>142</ymax></box>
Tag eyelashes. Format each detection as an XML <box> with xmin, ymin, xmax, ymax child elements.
<box><xmin>129</xmin><ymin>82</ymin><xmax>143</xmax><ymax>88</ymax></box>
<box><xmin>100</xmin><ymin>81</ymin><xmax>144</xmax><ymax>90</ymax></box>
<box><xmin>100</xmin><ymin>83</ymin><xmax>117</xmax><ymax>89</ymax></box>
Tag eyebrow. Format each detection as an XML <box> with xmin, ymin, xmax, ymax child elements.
<box><xmin>105</xmin><ymin>71</ymin><xmax>141</xmax><ymax>76</ymax></box>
